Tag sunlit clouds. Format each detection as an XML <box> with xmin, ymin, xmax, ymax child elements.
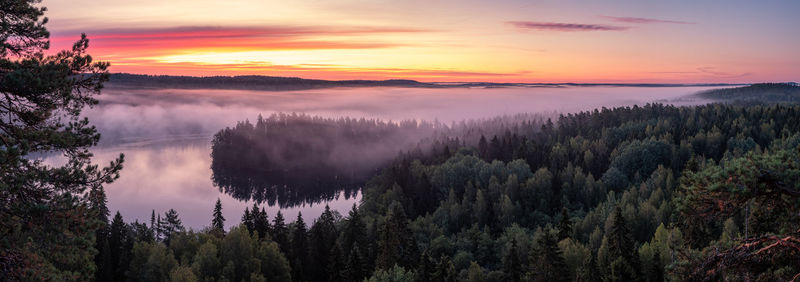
<box><xmin>41</xmin><ymin>0</ymin><xmax>800</xmax><ymax>83</ymax></box>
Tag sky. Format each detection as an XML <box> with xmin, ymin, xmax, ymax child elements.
<box><xmin>43</xmin><ymin>0</ymin><xmax>800</xmax><ymax>83</ymax></box>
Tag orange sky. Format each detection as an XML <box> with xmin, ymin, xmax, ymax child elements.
<box><xmin>43</xmin><ymin>0</ymin><xmax>800</xmax><ymax>83</ymax></box>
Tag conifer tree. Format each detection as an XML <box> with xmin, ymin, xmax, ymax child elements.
<box><xmin>415</xmin><ymin>250</ymin><xmax>436</xmax><ymax>282</ymax></box>
<box><xmin>345</xmin><ymin>244</ymin><xmax>368</xmax><ymax>282</ymax></box>
<box><xmin>108</xmin><ymin>211</ymin><xmax>129</xmax><ymax>281</ymax></box>
<box><xmin>290</xmin><ymin>212</ymin><xmax>309</xmax><ymax>281</ymax></box>
<box><xmin>503</xmin><ymin>239</ymin><xmax>523</xmax><ymax>282</ymax></box>
<box><xmin>271</xmin><ymin>211</ymin><xmax>290</xmax><ymax>255</ymax></box>
<box><xmin>433</xmin><ymin>255</ymin><xmax>456</xmax><ymax>282</ymax></box>
<box><xmin>377</xmin><ymin>202</ymin><xmax>418</xmax><ymax>269</ymax></box>
<box><xmin>341</xmin><ymin>203</ymin><xmax>367</xmax><ymax>253</ymax></box>
<box><xmin>212</xmin><ymin>198</ymin><xmax>225</xmax><ymax>233</ymax></box>
<box><xmin>529</xmin><ymin>231</ymin><xmax>568</xmax><ymax>282</ymax></box>
<box><xmin>160</xmin><ymin>208</ymin><xmax>184</xmax><ymax>246</ymax></box>
<box><xmin>606</xmin><ymin>207</ymin><xmax>640</xmax><ymax>281</ymax></box>
<box><xmin>0</xmin><ymin>1</ymin><xmax>122</xmax><ymax>278</ymax></box>
<box><xmin>309</xmin><ymin>206</ymin><xmax>338</xmax><ymax>281</ymax></box>
<box><xmin>558</xmin><ymin>207</ymin><xmax>572</xmax><ymax>240</ymax></box>
<box><xmin>254</xmin><ymin>207</ymin><xmax>271</xmax><ymax>239</ymax></box>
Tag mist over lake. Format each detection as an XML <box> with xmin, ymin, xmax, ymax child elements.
<box><xmin>73</xmin><ymin>85</ymin><xmax>719</xmax><ymax>229</ymax></box>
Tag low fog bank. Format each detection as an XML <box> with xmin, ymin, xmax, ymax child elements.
<box><xmin>89</xmin><ymin>86</ymin><xmax>719</xmax><ymax>146</ymax></box>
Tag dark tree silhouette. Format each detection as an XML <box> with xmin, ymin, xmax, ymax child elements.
<box><xmin>0</xmin><ymin>1</ymin><xmax>122</xmax><ymax>279</ymax></box>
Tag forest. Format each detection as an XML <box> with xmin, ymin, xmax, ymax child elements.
<box><xmin>696</xmin><ymin>83</ymin><xmax>800</xmax><ymax>103</ymax></box>
<box><xmin>3</xmin><ymin>1</ymin><xmax>799</xmax><ymax>280</ymax></box>
<box><xmin>90</xmin><ymin>92</ymin><xmax>799</xmax><ymax>281</ymax></box>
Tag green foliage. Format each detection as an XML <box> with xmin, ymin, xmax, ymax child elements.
<box><xmin>528</xmin><ymin>230</ymin><xmax>568</xmax><ymax>282</ymax></box>
<box><xmin>0</xmin><ymin>0</ymin><xmax>122</xmax><ymax>279</ymax></box>
<box><xmin>377</xmin><ymin>202</ymin><xmax>418</xmax><ymax>270</ymax></box>
<box><xmin>365</xmin><ymin>265</ymin><xmax>416</xmax><ymax>282</ymax></box>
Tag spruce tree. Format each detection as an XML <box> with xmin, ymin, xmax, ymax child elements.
<box><xmin>529</xmin><ymin>231</ymin><xmax>568</xmax><ymax>282</ymax></box>
<box><xmin>254</xmin><ymin>207</ymin><xmax>271</xmax><ymax>239</ymax></box>
<box><xmin>211</xmin><ymin>198</ymin><xmax>225</xmax><ymax>233</ymax></box>
<box><xmin>345</xmin><ymin>244</ymin><xmax>368</xmax><ymax>282</ymax></box>
<box><xmin>150</xmin><ymin>210</ymin><xmax>156</xmax><ymax>235</ymax></box>
<box><xmin>503</xmin><ymin>239</ymin><xmax>523</xmax><ymax>282</ymax></box>
<box><xmin>558</xmin><ymin>207</ymin><xmax>572</xmax><ymax>240</ymax></box>
<box><xmin>271</xmin><ymin>211</ymin><xmax>290</xmax><ymax>256</ymax></box>
<box><xmin>327</xmin><ymin>243</ymin><xmax>346</xmax><ymax>282</ymax></box>
<box><xmin>415</xmin><ymin>250</ymin><xmax>436</xmax><ymax>282</ymax></box>
<box><xmin>108</xmin><ymin>211</ymin><xmax>129</xmax><ymax>281</ymax></box>
<box><xmin>309</xmin><ymin>206</ymin><xmax>338</xmax><ymax>281</ymax></box>
<box><xmin>433</xmin><ymin>255</ymin><xmax>456</xmax><ymax>282</ymax></box>
<box><xmin>606</xmin><ymin>207</ymin><xmax>640</xmax><ymax>281</ymax></box>
<box><xmin>341</xmin><ymin>203</ymin><xmax>367</xmax><ymax>253</ymax></box>
<box><xmin>241</xmin><ymin>207</ymin><xmax>253</xmax><ymax>233</ymax></box>
<box><xmin>290</xmin><ymin>212</ymin><xmax>309</xmax><ymax>281</ymax></box>
<box><xmin>377</xmin><ymin>202</ymin><xmax>418</xmax><ymax>270</ymax></box>
<box><xmin>90</xmin><ymin>186</ymin><xmax>111</xmax><ymax>281</ymax></box>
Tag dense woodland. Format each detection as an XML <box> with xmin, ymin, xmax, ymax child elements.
<box><xmin>92</xmin><ymin>96</ymin><xmax>800</xmax><ymax>281</ymax></box>
<box><xmin>2</xmin><ymin>1</ymin><xmax>799</xmax><ymax>280</ymax></box>
<box><xmin>696</xmin><ymin>83</ymin><xmax>800</xmax><ymax>103</ymax></box>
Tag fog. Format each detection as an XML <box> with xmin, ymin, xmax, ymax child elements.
<box><xmin>66</xmin><ymin>85</ymin><xmax>720</xmax><ymax>229</ymax></box>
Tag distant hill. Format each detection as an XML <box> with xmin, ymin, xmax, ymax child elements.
<box><xmin>107</xmin><ymin>73</ymin><xmax>435</xmax><ymax>91</ymax></box>
<box><xmin>696</xmin><ymin>83</ymin><xmax>800</xmax><ymax>103</ymax></box>
<box><xmin>107</xmin><ymin>73</ymin><xmax>744</xmax><ymax>91</ymax></box>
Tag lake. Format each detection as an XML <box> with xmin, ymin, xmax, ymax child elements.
<box><xmin>68</xmin><ymin>85</ymin><xmax>720</xmax><ymax>229</ymax></box>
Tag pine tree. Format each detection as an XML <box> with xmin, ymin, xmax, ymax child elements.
<box><xmin>558</xmin><ymin>207</ymin><xmax>572</xmax><ymax>240</ymax></box>
<box><xmin>0</xmin><ymin>1</ymin><xmax>121</xmax><ymax>279</ymax></box>
<box><xmin>212</xmin><ymin>198</ymin><xmax>225</xmax><ymax>233</ymax></box>
<box><xmin>161</xmin><ymin>209</ymin><xmax>184</xmax><ymax>246</ymax></box>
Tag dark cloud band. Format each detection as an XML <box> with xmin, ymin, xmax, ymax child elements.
<box><xmin>508</xmin><ymin>21</ymin><xmax>628</xmax><ymax>31</ymax></box>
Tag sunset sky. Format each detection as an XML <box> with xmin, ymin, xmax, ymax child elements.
<box><xmin>44</xmin><ymin>0</ymin><xmax>799</xmax><ymax>83</ymax></box>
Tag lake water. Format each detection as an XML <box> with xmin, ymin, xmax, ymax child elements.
<box><xmin>67</xmin><ymin>85</ymin><xmax>721</xmax><ymax>229</ymax></box>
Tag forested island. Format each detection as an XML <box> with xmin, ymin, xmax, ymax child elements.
<box><xmin>210</xmin><ymin>112</ymin><xmax>546</xmax><ymax>206</ymax></box>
